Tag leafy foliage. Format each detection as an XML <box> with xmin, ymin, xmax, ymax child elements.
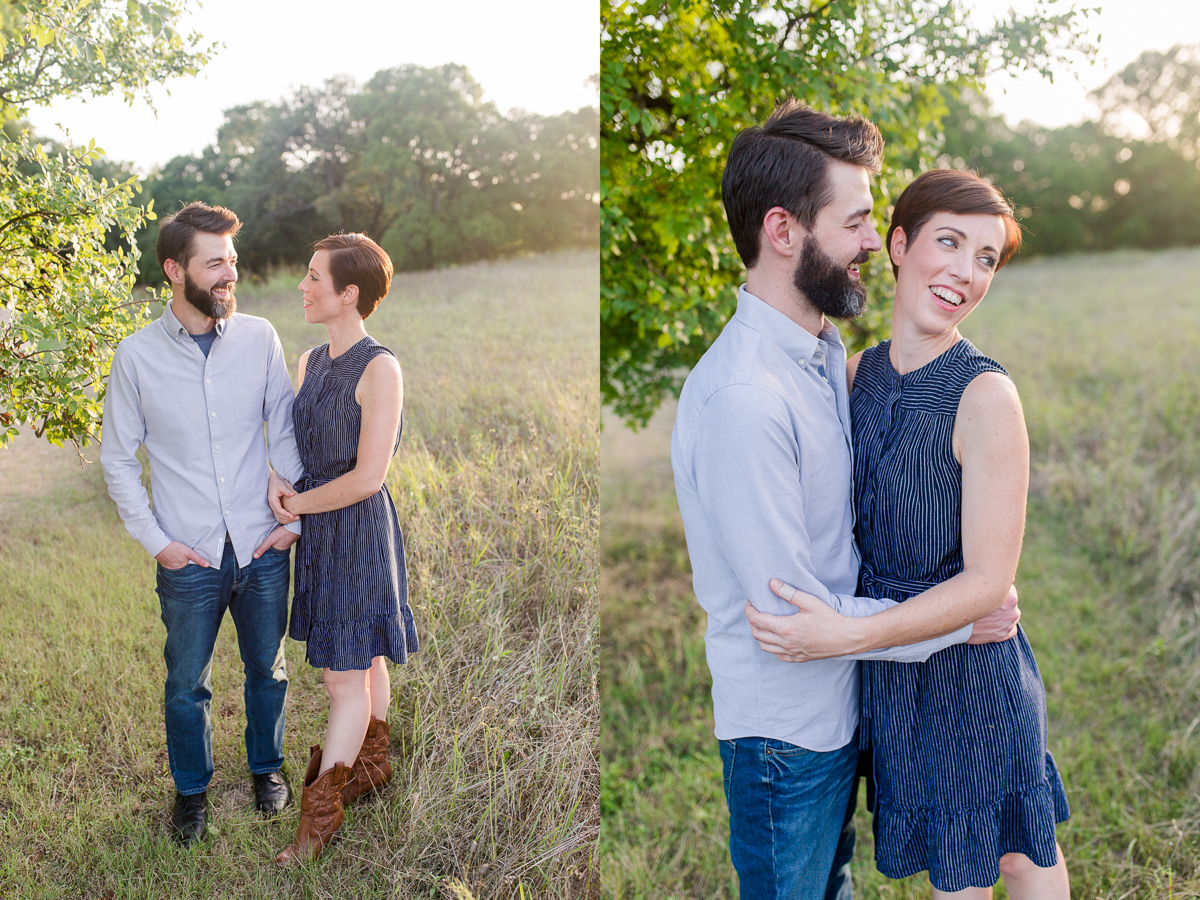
<box><xmin>939</xmin><ymin>59</ymin><xmax>1200</xmax><ymax>259</ymax></box>
<box><xmin>0</xmin><ymin>137</ymin><xmax>147</xmax><ymax>446</ymax></box>
<box><xmin>1092</xmin><ymin>43</ymin><xmax>1200</xmax><ymax>154</ymax></box>
<box><xmin>135</xmin><ymin>65</ymin><xmax>600</xmax><ymax>283</ymax></box>
<box><xmin>0</xmin><ymin>0</ymin><xmax>213</xmax><ymax>448</ymax></box>
<box><xmin>600</xmin><ymin>0</ymin><xmax>1093</xmax><ymax>426</ymax></box>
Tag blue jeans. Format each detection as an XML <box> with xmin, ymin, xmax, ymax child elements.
<box><xmin>720</xmin><ymin>736</ymin><xmax>859</xmax><ymax>900</ymax></box>
<box><xmin>156</xmin><ymin>541</ymin><xmax>290</xmax><ymax>795</ymax></box>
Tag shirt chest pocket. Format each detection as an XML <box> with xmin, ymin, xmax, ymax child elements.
<box><xmin>220</xmin><ymin>373</ymin><xmax>267</xmax><ymax>423</ymax></box>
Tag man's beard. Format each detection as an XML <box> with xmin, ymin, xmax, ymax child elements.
<box><xmin>794</xmin><ymin>236</ymin><xmax>868</xmax><ymax>319</ymax></box>
<box><xmin>183</xmin><ymin>270</ymin><xmax>236</xmax><ymax>320</ymax></box>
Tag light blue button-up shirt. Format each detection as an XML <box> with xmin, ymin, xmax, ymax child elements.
<box><xmin>100</xmin><ymin>301</ymin><xmax>303</xmax><ymax>569</ymax></box>
<box><xmin>671</xmin><ymin>288</ymin><xmax>969</xmax><ymax>751</ymax></box>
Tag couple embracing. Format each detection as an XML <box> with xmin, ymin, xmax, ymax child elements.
<box><xmin>100</xmin><ymin>202</ymin><xmax>417</xmax><ymax>863</ymax></box>
<box><xmin>671</xmin><ymin>102</ymin><xmax>1071</xmax><ymax>898</ymax></box>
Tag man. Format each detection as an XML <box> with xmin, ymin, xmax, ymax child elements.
<box><xmin>669</xmin><ymin>101</ymin><xmax>1019</xmax><ymax>899</ymax></box>
<box><xmin>101</xmin><ymin>202</ymin><xmax>304</xmax><ymax>845</ymax></box>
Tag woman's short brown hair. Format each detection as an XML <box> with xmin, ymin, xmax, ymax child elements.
<box><xmin>886</xmin><ymin>170</ymin><xmax>1022</xmax><ymax>276</ymax></box>
<box><xmin>313</xmin><ymin>233</ymin><xmax>394</xmax><ymax>319</ymax></box>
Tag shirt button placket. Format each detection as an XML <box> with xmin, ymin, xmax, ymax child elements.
<box><xmin>206</xmin><ymin>357</ymin><xmax>230</xmax><ymax>541</ymax></box>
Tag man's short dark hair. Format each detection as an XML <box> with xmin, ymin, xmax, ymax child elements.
<box><xmin>155</xmin><ymin>202</ymin><xmax>242</xmax><ymax>274</ymax></box>
<box><xmin>721</xmin><ymin>100</ymin><xmax>883</xmax><ymax>268</ymax></box>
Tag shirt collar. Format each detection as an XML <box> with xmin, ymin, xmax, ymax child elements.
<box><xmin>160</xmin><ymin>299</ymin><xmax>228</xmax><ymax>342</ymax></box>
<box><xmin>734</xmin><ymin>286</ymin><xmax>843</xmax><ymax>368</ymax></box>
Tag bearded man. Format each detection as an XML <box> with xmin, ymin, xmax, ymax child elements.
<box><xmin>101</xmin><ymin>202</ymin><xmax>304</xmax><ymax>845</ymax></box>
<box><xmin>669</xmin><ymin>102</ymin><xmax>1020</xmax><ymax>899</ymax></box>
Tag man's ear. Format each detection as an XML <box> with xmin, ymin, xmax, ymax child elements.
<box><xmin>889</xmin><ymin>227</ymin><xmax>908</xmax><ymax>269</ymax></box>
<box><xmin>761</xmin><ymin>206</ymin><xmax>800</xmax><ymax>258</ymax></box>
<box><xmin>163</xmin><ymin>258</ymin><xmax>186</xmax><ymax>287</ymax></box>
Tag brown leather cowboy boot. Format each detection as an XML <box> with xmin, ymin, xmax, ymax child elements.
<box><xmin>275</xmin><ymin>745</ymin><xmax>350</xmax><ymax>865</ymax></box>
<box><xmin>342</xmin><ymin>716</ymin><xmax>394</xmax><ymax>805</ymax></box>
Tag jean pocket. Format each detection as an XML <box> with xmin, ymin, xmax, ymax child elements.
<box><xmin>157</xmin><ymin>560</ymin><xmax>210</xmax><ymax>589</ymax></box>
<box><xmin>159</xmin><ymin>560</ymin><xmax>205</xmax><ymax>574</ymax></box>
<box><xmin>763</xmin><ymin>739</ymin><xmax>813</xmax><ymax>760</ymax></box>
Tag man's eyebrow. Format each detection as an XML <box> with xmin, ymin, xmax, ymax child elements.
<box><xmin>845</xmin><ymin>207</ymin><xmax>872</xmax><ymax>222</ymax></box>
<box><xmin>204</xmin><ymin>255</ymin><xmax>235</xmax><ymax>265</ymax></box>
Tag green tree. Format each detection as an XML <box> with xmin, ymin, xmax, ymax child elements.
<box><xmin>1092</xmin><ymin>44</ymin><xmax>1200</xmax><ymax>155</ymax></box>
<box><xmin>938</xmin><ymin>84</ymin><xmax>1200</xmax><ymax>258</ymax></box>
<box><xmin>134</xmin><ymin>65</ymin><xmax>599</xmax><ymax>280</ymax></box>
<box><xmin>601</xmin><ymin>0</ymin><xmax>1093</xmax><ymax>426</ymax></box>
<box><xmin>0</xmin><ymin>0</ymin><xmax>214</xmax><ymax>447</ymax></box>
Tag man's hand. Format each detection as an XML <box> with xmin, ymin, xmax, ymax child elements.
<box><xmin>268</xmin><ymin>469</ymin><xmax>298</xmax><ymax>524</ymax></box>
<box><xmin>156</xmin><ymin>541</ymin><xmax>210</xmax><ymax>570</ymax></box>
<box><xmin>743</xmin><ymin>579</ymin><xmax>850</xmax><ymax>662</ymax></box>
<box><xmin>967</xmin><ymin>584</ymin><xmax>1020</xmax><ymax>644</ymax></box>
<box><xmin>254</xmin><ymin>525</ymin><xmax>301</xmax><ymax>558</ymax></box>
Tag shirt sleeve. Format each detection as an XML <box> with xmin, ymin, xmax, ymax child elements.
<box><xmin>99</xmin><ymin>345</ymin><xmax>171</xmax><ymax>558</ymax></box>
<box><xmin>261</xmin><ymin>325</ymin><xmax>304</xmax><ymax>536</ymax></box>
<box><xmin>835</xmin><ymin>608</ymin><xmax>971</xmax><ymax>662</ymax></box>
<box><xmin>691</xmin><ymin>383</ymin><xmax>969</xmax><ymax>662</ymax></box>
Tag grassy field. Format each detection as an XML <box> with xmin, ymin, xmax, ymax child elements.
<box><xmin>600</xmin><ymin>246</ymin><xmax>1200</xmax><ymax>898</ymax></box>
<box><xmin>0</xmin><ymin>250</ymin><xmax>599</xmax><ymax>899</ymax></box>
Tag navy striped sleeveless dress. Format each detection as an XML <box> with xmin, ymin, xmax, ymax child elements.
<box><xmin>289</xmin><ymin>336</ymin><xmax>419</xmax><ymax>671</ymax></box>
<box><xmin>852</xmin><ymin>339</ymin><xmax>1068</xmax><ymax>892</ymax></box>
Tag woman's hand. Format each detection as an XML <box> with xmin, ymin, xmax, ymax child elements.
<box><xmin>744</xmin><ymin>578</ymin><xmax>850</xmax><ymax>662</ymax></box>
<box><xmin>268</xmin><ymin>469</ymin><xmax>299</xmax><ymax>524</ymax></box>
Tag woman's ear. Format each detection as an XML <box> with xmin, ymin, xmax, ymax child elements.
<box><xmin>889</xmin><ymin>227</ymin><xmax>908</xmax><ymax>269</ymax></box>
<box><xmin>341</xmin><ymin>284</ymin><xmax>360</xmax><ymax>308</ymax></box>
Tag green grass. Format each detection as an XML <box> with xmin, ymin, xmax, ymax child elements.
<box><xmin>0</xmin><ymin>251</ymin><xmax>599</xmax><ymax>899</ymax></box>
<box><xmin>600</xmin><ymin>246</ymin><xmax>1200</xmax><ymax>898</ymax></box>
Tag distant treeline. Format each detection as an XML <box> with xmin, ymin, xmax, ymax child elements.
<box><xmin>94</xmin><ymin>63</ymin><xmax>599</xmax><ymax>284</ymax></box>
<box><xmin>937</xmin><ymin>45</ymin><xmax>1200</xmax><ymax>258</ymax></box>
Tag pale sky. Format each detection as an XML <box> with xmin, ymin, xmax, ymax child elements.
<box><xmin>969</xmin><ymin>0</ymin><xmax>1200</xmax><ymax>130</ymax></box>
<box><xmin>27</xmin><ymin>0</ymin><xmax>600</xmax><ymax>172</ymax></box>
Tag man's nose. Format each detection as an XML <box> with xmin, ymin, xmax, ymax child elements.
<box><xmin>862</xmin><ymin>223</ymin><xmax>882</xmax><ymax>253</ymax></box>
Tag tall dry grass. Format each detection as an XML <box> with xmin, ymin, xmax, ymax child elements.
<box><xmin>600</xmin><ymin>247</ymin><xmax>1200</xmax><ymax>898</ymax></box>
<box><xmin>0</xmin><ymin>251</ymin><xmax>598</xmax><ymax>899</ymax></box>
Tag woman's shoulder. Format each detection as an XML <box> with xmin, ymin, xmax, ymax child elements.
<box><xmin>960</xmin><ymin>368</ymin><xmax>1020</xmax><ymax>415</ymax></box>
<box><xmin>350</xmin><ymin>335</ymin><xmax>396</xmax><ymax>363</ymax></box>
<box><xmin>297</xmin><ymin>343</ymin><xmax>329</xmax><ymax>385</ymax></box>
<box><xmin>849</xmin><ymin>340</ymin><xmax>892</xmax><ymax>393</ymax></box>
<box><xmin>359</xmin><ymin>341</ymin><xmax>402</xmax><ymax>385</ymax></box>
<box><xmin>951</xmin><ymin>338</ymin><xmax>1007</xmax><ymax>379</ymax></box>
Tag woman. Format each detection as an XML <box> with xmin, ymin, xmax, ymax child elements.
<box><xmin>776</xmin><ymin>170</ymin><xmax>1069</xmax><ymax>897</ymax></box>
<box><xmin>268</xmin><ymin>232</ymin><xmax>418</xmax><ymax>865</ymax></box>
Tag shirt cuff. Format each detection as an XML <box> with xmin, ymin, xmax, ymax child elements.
<box><xmin>140</xmin><ymin>530</ymin><xmax>172</xmax><ymax>560</ymax></box>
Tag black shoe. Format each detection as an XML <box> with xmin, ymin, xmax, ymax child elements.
<box><xmin>252</xmin><ymin>770</ymin><xmax>291</xmax><ymax>816</ymax></box>
<box><xmin>170</xmin><ymin>791</ymin><xmax>208</xmax><ymax>846</ymax></box>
